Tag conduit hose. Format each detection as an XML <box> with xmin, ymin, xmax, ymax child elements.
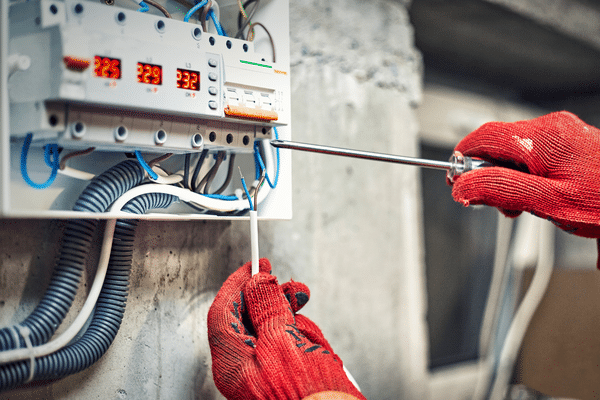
<box><xmin>0</xmin><ymin>160</ymin><xmax>145</xmax><ymax>352</ymax></box>
<box><xmin>0</xmin><ymin>192</ymin><xmax>177</xmax><ymax>390</ymax></box>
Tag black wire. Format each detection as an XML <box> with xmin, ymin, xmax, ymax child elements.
<box><xmin>183</xmin><ymin>154</ymin><xmax>191</xmax><ymax>189</ymax></box>
<box><xmin>213</xmin><ymin>153</ymin><xmax>236</xmax><ymax>195</ymax></box>
<box><xmin>200</xmin><ymin>151</ymin><xmax>225</xmax><ymax>194</ymax></box>
<box><xmin>235</xmin><ymin>0</ymin><xmax>260</xmax><ymax>39</ymax></box>
<box><xmin>191</xmin><ymin>149</ymin><xmax>209</xmax><ymax>192</ymax></box>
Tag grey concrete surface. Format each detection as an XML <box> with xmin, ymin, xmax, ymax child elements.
<box><xmin>0</xmin><ymin>0</ymin><xmax>426</xmax><ymax>399</ymax></box>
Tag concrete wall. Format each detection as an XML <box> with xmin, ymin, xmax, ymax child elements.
<box><xmin>0</xmin><ymin>0</ymin><xmax>426</xmax><ymax>399</ymax></box>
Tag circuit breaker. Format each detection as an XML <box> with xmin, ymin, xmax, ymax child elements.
<box><xmin>1</xmin><ymin>0</ymin><xmax>291</xmax><ymax>218</ymax></box>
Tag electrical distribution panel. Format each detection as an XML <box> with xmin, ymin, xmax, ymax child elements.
<box><xmin>2</xmin><ymin>0</ymin><xmax>291</xmax><ymax>219</ymax></box>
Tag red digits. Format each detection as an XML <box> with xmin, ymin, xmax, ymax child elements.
<box><xmin>152</xmin><ymin>66</ymin><xmax>161</xmax><ymax>85</ymax></box>
<box><xmin>94</xmin><ymin>56</ymin><xmax>101</xmax><ymax>76</ymax></box>
<box><xmin>176</xmin><ymin>70</ymin><xmax>182</xmax><ymax>88</ymax></box>
<box><xmin>190</xmin><ymin>72</ymin><xmax>198</xmax><ymax>90</ymax></box>
<box><xmin>183</xmin><ymin>71</ymin><xmax>190</xmax><ymax>89</ymax></box>
<box><xmin>110</xmin><ymin>59</ymin><xmax>120</xmax><ymax>79</ymax></box>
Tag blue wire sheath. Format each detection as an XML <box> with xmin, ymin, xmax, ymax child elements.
<box><xmin>240</xmin><ymin>176</ymin><xmax>253</xmax><ymax>210</ymax></box>
<box><xmin>208</xmin><ymin>9</ymin><xmax>226</xmax><ymax>36</ymax></box>
<box><xmin>184</xmin><ymin>0</ymin><xmax>208</xmax><ymax>23</ymax></box>
<box><xmin>20</xmin><ymin>133</ymin><xmax>60</xmax><ymax>189</ymax></box>
<box><xmin>204</xmin><ymin>193</ymin><xmax>238</xmax><ymax>201</ymax></box>
<box><xmin>253</xmin><ymin>127</ymin><xmax>280</xmax><ymax>188</ymax></box>
<box><xmin>138</xmin><ymin>1</ymin><xmax>149</xmax><ymax>12</ymax></box>
<box><xmin>134</xmin><ymin>150</ymin><xmax>159</xmax><ymax>180</ymax></box>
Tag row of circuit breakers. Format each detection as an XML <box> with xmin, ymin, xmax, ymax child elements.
<box><xmin>8</xmin><ymin>0</ymin><xmax>290</xmax><ymax>153</ymax></box>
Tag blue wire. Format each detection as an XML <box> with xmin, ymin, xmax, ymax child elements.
<box><xmin>183</xmin><ymin>0</ymin><xmax>208</xmax><ymax>23</ymax></box>
<box><xmin>208</xmin><ymin>8</ymin><xmax>226</xmax><ymax>36</ymax></box>
<box><xmin>253</xmin><ymin>127</ymin><xmax>280</xmax><ymax>189</ymax></box>
<box><xmin>240</xmin><ymin>176</ymin><xmax>253</xmax><ymax>210</ymax></box>
<box><xmin>138</xmin><ymin>1</ymin><xmax>149</xmax><ymax>12</ymax></box>
<box><xmin>204</xmin><ymin>193</ymin><xmax>238</xmax><ymax>201</ymax></box>
<box><xmin>134</xmin><ymin>150</ymin><xmax>159</xmax><ymax>180</ymax></box>
<box><xmin>20</xmin><ymin>133</ymin><xmax>60</xmax><ymax>189</ymax></box>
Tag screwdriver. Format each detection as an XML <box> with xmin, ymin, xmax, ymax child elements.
<box><xmin>270</xmin><ymin>139</ymin><xmax>494</xmax><ymax>183</ymax></box>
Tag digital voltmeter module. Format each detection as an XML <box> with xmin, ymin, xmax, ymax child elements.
<box><xmin>8</xmin><ymin>0</ymin><xmax>290</xmax><ymax>154</ymax></box>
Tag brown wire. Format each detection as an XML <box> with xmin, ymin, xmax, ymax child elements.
<box><xmin>59</xmin><ymin>147</ymin><xmax>95</xmax><ymax>170</ymax></box>
<box><xmin>200</xmin><ymin>0</ymin><xmax>212</xmax><ymax>31</ymax></box>
<box><xmin>148</xmin><ymin>153</ymin><xmax>173</xmax><ymax>167</ymax></box>
<box><xmin>248</xmin><ymin>22</ymin><xmax>275</xmax><ymax>62</ymax></box>
<box><xmin>144</xmin><ymin>0</ymin><xmax>171</xmax><ymax>18</ymax></box>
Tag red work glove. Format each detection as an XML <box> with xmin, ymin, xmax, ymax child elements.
<box><xmin>449</xmin><ymin>111</ymin><xmax>600</xmax><ymax>266</ymax></box>
<box><xmin>207</xmin><ymin>258</ymin><xmax>365</xmax><ymax>400</ymax></box>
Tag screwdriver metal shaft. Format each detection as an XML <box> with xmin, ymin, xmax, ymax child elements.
<box><xmin>270</xmin><ymin>140</ymin><xmax>452</xmax><ymax>169</ymax></box>
<box><xmin>269</xmin><ymin>139</ymin><xmax>493</xmax><ymax>182</ymax></box>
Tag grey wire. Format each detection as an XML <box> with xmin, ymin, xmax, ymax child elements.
<box><xmin>213</xmin><ymin>153</ymin><xmax>236</xmax><ymax>195</ymax></box>
<box><xmin>197</xmin><ymin>151</ymin><xmax>225</xmax><ymax>194</ymax></box>
<box><xmin>235</xmin><ymin>0</ymin><xmax>260</xmax><ymax>39</ymax></box>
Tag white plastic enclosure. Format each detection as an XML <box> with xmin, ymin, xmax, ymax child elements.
<box><xmin>1</xmin><ymin>0</ymin><xmax>291</xmax><ymax>219</ymax></box>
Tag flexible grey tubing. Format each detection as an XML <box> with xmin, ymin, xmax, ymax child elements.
<box><xmin>0</xmin><ymin>220</ymin><xmax>116</xmax><ymax>364</ymax></box>
<box><xmin>489</xmin><ymin>220</ymin><xmax>555</xmax><ymax>400</ymax></box>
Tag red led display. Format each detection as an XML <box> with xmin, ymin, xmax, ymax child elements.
<box><xmin>176</xmin><ymin>68</ymin><xmax>200</xmax><ymax>91</ymax></box>
<box><xmin>94</xmin><ymin>56</ymin><xmax>121</xmax><ymax>79</ymax></box>
<box><xmin>137</xmin><ymin>62</ymin><xmax>162</xmax><ymax>85</ymax></box>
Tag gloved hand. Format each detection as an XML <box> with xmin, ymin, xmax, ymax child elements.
<box><xmin>207</xmin><ymin>258</ymin><xmax>365</xmax><ymax>400</ymax></box>
<box><xmin>449</xmin><ymin>111</ymin><xmax>600</xmax><ymax>266</ymax></box>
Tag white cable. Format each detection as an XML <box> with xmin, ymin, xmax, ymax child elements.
<box><xmin>150</xmin><ymin>166</ymin><xmax>183</xmax><ymax>184</ymax></box>
<box><xmin>7</xmin><ymin>53</ymin><xmax>31</xmax><ymax>77</ymax></box>
<box><xmin>110</xmin><ymin>140</ymin><xmax>273</xmax><ymax>213</ymax></box>
<box><xmin>472</xmin><ymin>214</ymin><xmax>514</xmax><ymax>400</ymax></box>
<box><xmin>0</xmin><ymin>220</ymin><xmax>117</xmax><ymax>365</ymax></box>
<box><xmin>489</xmin><ymin>220</ymin><xmax>555</xmax><ymax>400</ymax></box>
<box><xmin>58</xmin><ymin>166</ymin><xmax>95</xmax><ymax>181</ymax></box>
<box><xmin>250</xmin><ymin>210</ymin><xmax>259</xmax><ymax>275</ymax></box>
<box><xmin>58</xmin><ymin>165</ymin><xmax>183</xmax><ymax>184</ymax></box>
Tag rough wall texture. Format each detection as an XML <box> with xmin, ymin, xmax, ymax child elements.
<box><xmin>0</xmin><ymin>0</ymin><xmax>425</xmax><ymax>399</ymax></box>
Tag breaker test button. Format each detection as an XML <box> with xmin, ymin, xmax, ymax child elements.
<box><xmin>208</xmin><ymin>72</ymin><xmax>218</xmax><ymax>81</ymax></box>
<box><xmin>208</xmin><ymin>86</ymin><xmax>218</xmax><ymax>95</ymax></box>
<box><xmin>208</xmin><ymin>100</ymin><xmax>218</xmax><ymax>110</ymax></box>
<box><xmin>208</xmin><ymin>58</ymin><xmax>218</xmax><ymax>68</ymax></box>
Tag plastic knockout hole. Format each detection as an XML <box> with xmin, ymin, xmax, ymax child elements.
<box><xmin>192</xmin><ymin>27</ymin><xmax>202</xmax><ymax>40</ymax></box>
<box><xmin>192</xmin><ymin>133</ymin><xmax>203</xmax><ymax>148</ymax></box>
<box><xmin>154</xmin><ymin>129</ymin><xmax>167</xmax><ymax>145</ymax></box>
<box><xmin>226</xmin><ymin>133</ymin><xmax>234</xmax><ymax>144</ymax></box>
<box><xmin>114</xmin><ymin>126</ymin><xmax>128</xmax><ymax>142</ymax></box>
<box><xmin>71</xmin><ymin>122</ymin><xmax>86</xmax><ymax>138</ymax></box>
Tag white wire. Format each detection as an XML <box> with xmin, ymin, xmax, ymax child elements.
<box><xmin>58</xmin><ymin>166</ymin><xmax>95</xmax><ymax>181</ymax></box>
<box><xmin>489</xmin><ymin>220</ymin><xmax>555</xmax><ymax>400</ymax></box>
<box><xmin>250</xmin><ymin>210</ymin><xmax>259</xmax><ymax>275</ymax></box>
<box><xmin>0</xmin><ymin>219</ymin><xmax>117</xmax><ymax>365</ymax></box>
<box><xmin>150</xmin><ymin>166</ymin><xmax>183</xmax><ymax>184</ymax></box>
<box><xmin>57</xmin><ymin>165</ymin><xmax>183</xmax><ymax>184</ymax></box>
<box><xmin>471</xmin><ymin>214</ymin><xmax>514</xmax><ymax>400</ymax></box>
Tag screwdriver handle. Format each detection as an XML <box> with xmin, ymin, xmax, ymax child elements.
<box><xmin>447</xmin><ymin>151</ymin><xmax>494</xmax><ymax>183</ymax></box>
